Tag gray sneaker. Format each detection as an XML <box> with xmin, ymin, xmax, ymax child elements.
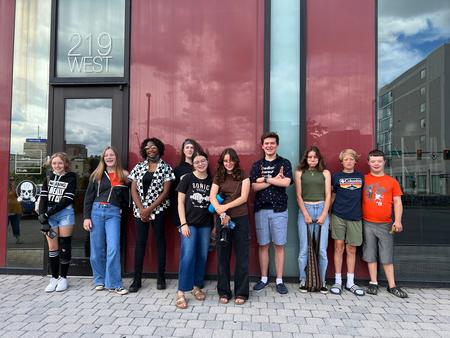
<box><xmin>299</xmin><ymin>280</ymin><xmax>308</xmax><ymax>293</ymax></box>
<box><xmin>110</xmin><ymin>287</ymin><xmax>129</xmax><ymax>295</ymax></box>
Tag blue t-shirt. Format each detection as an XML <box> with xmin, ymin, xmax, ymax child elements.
<box><xmin>250</xmin><ymin>155</ymin><xmax>293</xmax><ymax>213</ymax></box>
<box><xmin>331</xmin><ymin>171</ymin><xmax>364</xmax><ymax>221</ymax></box>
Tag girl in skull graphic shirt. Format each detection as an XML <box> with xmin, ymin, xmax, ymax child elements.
<box><xmin>38</xmin><ymin>171</ymin><xmax>76</xmax><ymax>216</ymax></box>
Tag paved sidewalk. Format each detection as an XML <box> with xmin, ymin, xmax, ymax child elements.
<box><xmin>0</xmin><ymin>275</ymin><xmax>449</xmax><ymax>337</ymax></box>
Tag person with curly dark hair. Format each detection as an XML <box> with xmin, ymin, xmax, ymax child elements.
<box><xmin>210</xmin><ymin>148</ymin><xmax>250</xmax><ymax>305</ymax></box>
<box><xmin>128</xmin><ymin>137</ymin><xmax>175</xmax><ymax>292</ymax></box>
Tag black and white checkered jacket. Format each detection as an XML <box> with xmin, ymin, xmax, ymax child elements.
<box><xmin>128</xmin><ymin>159</ymin><xmax>175</xmax><ymax>218</ymax></box>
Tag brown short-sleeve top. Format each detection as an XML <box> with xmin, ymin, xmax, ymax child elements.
<box><xmin>213</xmin><ymin>171</ymin><xmax>249</xmax><ymax>218</ymax></box>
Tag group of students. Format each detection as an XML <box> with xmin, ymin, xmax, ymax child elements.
<box><xmin>36</xmin><ymin>131</ymin><xmax>408</xmax><ymax>306</ymax></box>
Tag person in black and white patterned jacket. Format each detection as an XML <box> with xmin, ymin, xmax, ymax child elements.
<box><xmin>128</xmin><ymin>137</ymin><xmax>175</xmax><ymax>292</ymax></box>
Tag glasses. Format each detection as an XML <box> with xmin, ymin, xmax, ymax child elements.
<box><xmin>145</xmin><ymin>145</ymin><xmax>158</xmax><ymax>150</ymax></box>
<box><xmin>193</xmin><ymin>159</ymin><xmax>207</xmax><ymax>165</ymax></box>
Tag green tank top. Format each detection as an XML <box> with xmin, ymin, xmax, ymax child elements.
<box><xmin>301</xmin><ymin>170</ymin><xmax>325</xmax><ymax>202</ymax></box>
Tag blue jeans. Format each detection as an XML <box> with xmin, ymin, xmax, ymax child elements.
<box><xmin>178</xmin><ymin>226</ymin><xmax>210</xmax><ymax>292</ymax></box>
<box><xmin>298</xmin><ymin>202</ymin><xmax>329</xmax><ymax>282</ymax></box>
<box><xmin>90</xmin><ymin>202</ymin><xmax>122</xmax><ymax>289</ymax></box>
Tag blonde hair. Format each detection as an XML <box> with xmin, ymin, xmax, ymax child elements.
<box><xmin>90</xmin><ymin>146</ymin><xmax>126</xmax><ymax>183</ymax></box>
<box><xmin>50</xmin><ymin>152</ymin><xmax>71</xmax><ymax>171</ymax></box>
<box><xmin>339</xmin><ymin>149</ymin><xmax>360</xmax><ymax>162</ymax></box>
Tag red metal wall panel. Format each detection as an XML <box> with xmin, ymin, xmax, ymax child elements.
<box><xmin>128</xmin><ymin>0</ymin><xmax>265</xmax><ymax>275</ymax></box>
<box><xmin>0</xmin><ymin>0</ymin><xmax>15</xmax><ymax>267</ymax></box>
<box><xmin>306</xmin><ymin>0</ymin><xmax>376</xmax><ymax>277</ymax></box>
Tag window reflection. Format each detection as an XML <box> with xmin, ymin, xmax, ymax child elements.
<box><xmin>378</xmin><ymin>0</ymin><xmax>450</xmax><ymax>282</ymax></box>
<box><xmin>7</xmin><ymin>0</ymin><xmax>51</xmax><ymax>268</ymax></box>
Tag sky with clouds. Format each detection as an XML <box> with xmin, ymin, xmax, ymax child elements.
<box><xmin>378</xmin><ymin>0</ymin><xmax>450</xmax><ymax>88</ymax></box>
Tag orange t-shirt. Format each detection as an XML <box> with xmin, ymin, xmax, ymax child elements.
<box><xmin>107</xmin><ymin>172</ymin><xmax>122</xmax><ymax>187</ymax></box>
<box><xmin>362</xmin><ymin>173</ymin><xmax>403</xmax><ymax>223</ymax></box>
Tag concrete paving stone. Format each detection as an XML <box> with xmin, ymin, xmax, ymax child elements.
<box><xmin>356</xmin><ymin>327</ymin><xmax>385</xmax><ymax>337</ymax></box>
<box><xmin>21</xmin><ymin>321</ymin><xmax>45</xmax><ymax>331</ymax></box>
<box><xmin>328</xmin><ymin>311</ymin><xmax>349</xmax><ymax>319</ymax></box>
<box><xmin>114</xmin><ymin>324</ymin><xmax>138</xmax><ymax>334</ymax></box>
<box><xmin>336</xmin><ymin>326</ymin><xmax>361</xmax><ymax>336</ymax></box>
<box><xmin>299</xmin><ymin>324</ymin><xmax>320</xmax><ymax>334</ymax></box>
<box><xmin>0</xmin><ymin>330</ymin><xmax>24</xmax><ymax>338</ymax></box>
<box><xmin>418</xmin><ymin>322</ymin><xmax>443</xmax><ymax>330</ymax></box>
<box><xmin>249</xmin><ymin>301</ymin><xmax>268</xmax><ymax>309</ymax></box>
<box><xmin>19</xmin><ymin>331</ymin><xmax>44</xmax><ymax>338</ymax></box>
<box><xmin>198</xmin><ymin>312</ymin><xmax>217</xmax><ymax>321</ymax></box>
<box><xmin>346</xmin><ymin>312</ymin><xmax>366</xmax><ymax>320</ymax></box>
<box><xmin>216</xmin><ymin>313</ymin><xmax>235</xmax><ymax>321</ymax></box>
<box><xmin>130</xmin><ymin>317</ymin><xmax>151</xmax><ymax>326</ymax></box>
<box><xmin>233</xmin><ymin>314</ymin><xmax>251</xmax><ymax>322</ymax></box>
<box><xmin>397</xmin><ymin>329</ymin><xmax>421</xmax><ymax>337</ymax></box>
<box><xmin>212</xmin><ymin>329</ymin><xmax>234</xmax><ymax>338</ymax></box>
<box><xmin>342</xmin><ymin>319</ymin><xmax>364</xmax><ymax>328</ymax></box>
<box><xmin>205</xmin><ymin>319</ymin><xmax>224</xmax><ymax>329</ymax></box>
<box><xmin>294</xmin><ymin>309</ymin><xmax>312</xmax><ymax>317</ymax></box>
<box><xmin>317</xmin><ymin>325</ymin><xmax>339</xmax><ymax>335</ymax></box>
<box><xmin>3</xmin><ymin>320</ymin><xmax>28</xmax><ymax>331</ymax></box>
<box><xmin>279</xmin><ymin>323</ymin><xmax>300</xmax><ymax>333</ymax></box>
<box><xmin>180</xmin><ymin>312</ymin><xmax>200</xmax><ymax>320</ymax></box>
<box><xmin>376</xmin><ymin>328</ymin><xmax>402</xmax><ymax>337</ymax></box>
<box><xmin>209</xmin><ymin>306</ymin><xmax>227</xmax><ymax>314</ymax></box>
<box><xmin>261</xmin><ymin>322</ymin><xmax>281</xmax><ymax>332</ymax></box>
<box><xmin>112</xmin><ymin>316</ymin><xmax>134</xmax><ymax>326</ymax></box>
<box><xmin>231</xmin><ymin>329</ymin><xmax>253</xmax><ymax>338</ymax></box>
<box><xmin>226</xmin><ymin>306</ymin><xmax>244</xmax><ymax>314</ymax></box>
<box><xmin>192</xmin><ymin>328</ymin><xmax>214</xmax><ymax>337</ymax></box>
<box><xmin>414</xmin><ymin>330</ymin><xmax>443</xmax><ymax>338</ymax></box>
<box><xmin>133</xmin><ymin>325</ymin><xmax>157</xmax><ymax>336</ymax></box>
<box><xmin>311</xmin><ymin>310</ymin><xmax>329</xmax><ymax>318</ymax></box>
<box><xmin>306</xmin><ymin>317</ymin><xmax>325</xmax><ymax>326</ymax></box>
<box><xmin>323</xmin><ymin>318</ymin><xmax>344</xmax><ymax>327</ymax></box>
<box><xmin>93</xmin><ymin>316</ymin><xmax>116</xmax><ymax>325</ymax></box>
<box><xmin>149</xmin><ymin>318</ymin><xmax>169</xmax><ymax>327</ymax></box>
<box><xmin>223</xmin><ymin>320</ymin><xmax>242</xmax><ymax>330</ymax></box>
<box><xmin>312</xmin><ymin>334</ymin><xmax>333</xmax><ymax>338</ymax></box>
<box><xmin>94</xmin><ymin>324</ymin><xmax>119</xmax><ymax>334</ymax></box>
<box><xmin>241</xmin><ymin>321</ymin><xmax>261</xmax><ymax>331</ymax></box>
<box><xmin>268</xmin><ymin>315</ymin><xmax>288</xmax><ymax>323</ymax></box>
<box><xmin>251</xmin><ymin>315</ymin><xmax>270</xmax><ymax>323</ymax></box>
<box><xmin>173</xmin><ymin>327</ymin><xmax>195</xmax><ymax>337</ymax></box>
<box><xmin>164</xmin><ymin>318</ymin><xmax>187</xmax><ymax>328</ymax></box>
<box><xmin>192</xmin><ymin>305</ymin><xmax>213</xmax><ymax>313</ymax></box>
<box><xmin>186</xmin><ymin>319</ymin><xmax>206</xmax><ymax>328</ymax></box>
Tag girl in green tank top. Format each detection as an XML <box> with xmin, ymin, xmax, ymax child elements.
<box><xmin>294</xmin><ymin>146</ymin><xmax>331</xmax><ymax>294</ymax></box>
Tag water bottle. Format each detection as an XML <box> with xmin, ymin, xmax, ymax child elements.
<box><xmin>208</xmin><ymin>194</ymin><xmax>225</xmax><ymax>213</ymax></box>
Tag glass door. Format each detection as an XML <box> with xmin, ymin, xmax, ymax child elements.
<box><xmin>50</xmin><ymin>86</ymin><xmax>127</xmax><ymax>275</ymax></box>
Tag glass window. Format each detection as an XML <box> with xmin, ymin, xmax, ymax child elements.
<box><xmin>378</xmin><ymin>0</ymin><xmax>450</xmax><ymax>282</ymax></box>
<box><xmin>420</xmin><ymin>102</ymin><xmax>426</xmax><ymax>113</ymax></box>
<box><xmin>8</xmin><ymin>0</ymin><xmax>52</xmax><ymax>268</ymax></box>
<box><xmin>420</xmin><ymin>69</ymin><xmax>426</xmax><ymax>79</ymax></box>
<box><xmin>269</xmin><ymin>0</ymin><xmax>300</xmax><ymax>276</ymax></box>
<box><xmin>56</xmin><ymin>0</ymin><xmax>125</xmax><ymax>77</ymax></box>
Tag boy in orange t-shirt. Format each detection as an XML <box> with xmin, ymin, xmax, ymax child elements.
<box><xmin>362</xmin><ymin>149</ymin><xmax>408</xmax><ymax>298</ymax></box>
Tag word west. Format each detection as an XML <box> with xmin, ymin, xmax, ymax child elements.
<box><xmin>67</xmin><ymin>32</ymin><xmax>113</xmax><ymax>74</ymax></box>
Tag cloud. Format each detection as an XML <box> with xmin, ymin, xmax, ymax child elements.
<box><xmin>378</xmin><ymin>0</ymin><xmax>450</xmax><ymax>87</ymax></box>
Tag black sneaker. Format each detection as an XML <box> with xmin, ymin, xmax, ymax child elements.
<box><xmin>253</xmin><ymin>280</ymin><xmax>268</xmax><ymax>291</ymax></box>
<box><xmin>129</xmin><ymin>280</ymin><xmax>141</xmax><ymax>293</ymax></box>
<box><xmin>320</xmin><ymin>283</ymin><xmax>328</xmax><ymax>294</ymax></box>
<box><xmin>299</xmin><ymin>280</ymin><xmax>308</xmax><ymax>293</ymax></box>
<box><xmin>276</xmin><ymin>283</ymin><xmax>288</xmax><ymax>295</ymax></box>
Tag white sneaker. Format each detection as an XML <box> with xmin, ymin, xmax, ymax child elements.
<box><xmin>55</xmin><ymin>277</ymin><xmax>68</xmax><ymax>292</ymax></box>
<box><xmin>45</xmin><ymin>278</ymin><xmax>59</xmax><ymax>292</ymax></box>
<box><xmin>110</xmin><ymin>287</ymin><xmax>129</xmax><ymax>295</ymax></box>
<box><xmin>95</xmin><ymin>285</ymin><xmax>105</xmax><ymax>291</ymax></box>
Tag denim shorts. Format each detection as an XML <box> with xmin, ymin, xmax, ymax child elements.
<box><xmin>48</xmin><ymin>205</ymin><xmax>75</xmax><ymax>228</ymax></box>
<box><xmin>255</xmin><ymin>209</ymin><xmax>288</xmax><ymax>246</ymax></box>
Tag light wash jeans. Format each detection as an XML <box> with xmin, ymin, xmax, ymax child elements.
<box><xmin>90</xmin><ymin>202</ymin><xmax>122</xmax><ymax>289</ymax></box>
<box><xmin>178</xmin><ymin>225</ymin><xmax>210</xmax><ymax>292</ymax></box>
<box><xmin>298</xmin><ymin>202</ymin><xmax>329</xmax><ymax>282</ymax></box>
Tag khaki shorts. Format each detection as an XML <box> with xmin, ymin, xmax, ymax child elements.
<box><xmin>331</xmin><ymin>214</ymin><xmax>362</xmax><ymax>246</ymax></box>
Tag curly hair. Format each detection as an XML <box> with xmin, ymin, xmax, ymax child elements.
<box><xmin>297</xmin><ymin>146</ymin><xmax>326</xmax><ymax>172</ymax></box>
<box><xmin>215</xmin><ymin>148</ymin><xmax>243</xmax><ymax>184</ymax></box>
<box><xmin>139</xmin><ymin>137</ymin><xmax>165</xmax><ymax>159</ymax></box>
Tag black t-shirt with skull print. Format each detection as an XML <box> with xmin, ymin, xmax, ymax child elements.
<box><xmin>176</xmin><ymin>172</ymin><xmax>213</xmax><ymax>227</ymax></box>
<box><xmin>38</xmin><ymin>171</ymin><xmax>77</xmax><ymax>216</ymax></box>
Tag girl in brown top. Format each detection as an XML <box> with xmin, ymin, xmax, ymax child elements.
<box><xmin>210</xmin><ymin>148</ymin><xmax>251</xmax><ymax>305</ymax></box>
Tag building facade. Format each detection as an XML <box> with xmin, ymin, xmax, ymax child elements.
<box><xmin>1</xmin><ymin>0</ymin><xmax>448</xmax><ymax>283</ymax></box>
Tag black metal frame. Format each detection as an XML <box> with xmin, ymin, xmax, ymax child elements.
<box><xmin>49</xmin><ymin>0</ymin><xmax>131</xmax><ymax>85</ymax></box>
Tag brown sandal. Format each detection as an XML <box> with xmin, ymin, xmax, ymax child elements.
<box><xmin>176</xmin><ymin>292</ymin><xmax>188</xmax><ymax>309</ymax></box>
<box><xmin>192</xmin><ymin>286</ymin><xmax>206</xmax><ymax>301</ymax></box>
<box><xmin>219</xmin><ymin>296</ymin><xmax>229</xmax><ymax>304</ymax></box>
<box><xmin>234</xmin><ymin>296</ymin><xmax>246</xmax><ymax>305</ymax></box>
